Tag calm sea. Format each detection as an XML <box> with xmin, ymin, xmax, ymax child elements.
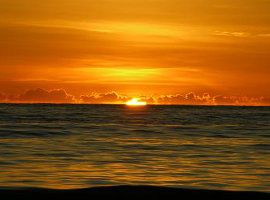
<box><xmin>0</xmin><ymin>104</ymin><xmax>270</xmax><ymax>191</ymax></box>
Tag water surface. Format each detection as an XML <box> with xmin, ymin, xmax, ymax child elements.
<box><xmin>0</xmin><ymin>104</ymin><xmax>270</xmax><ymax>191</ymax></box>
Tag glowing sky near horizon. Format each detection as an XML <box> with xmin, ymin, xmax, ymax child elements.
<box><xmin>0</xmin><ymin>0</ymin><xmax>270</xmax><ymax>101</ymax></box>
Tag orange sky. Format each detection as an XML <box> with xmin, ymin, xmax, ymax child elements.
<box><xmin>0</xmin><ymin>0</ymin><xmax>270</xmax><ymax>105</ymax></box>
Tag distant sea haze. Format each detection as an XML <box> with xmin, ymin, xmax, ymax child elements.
<box><xmin>0</xmin><ymin>104</ymin><xmax>270</xmax><ymax>191</ymax></box>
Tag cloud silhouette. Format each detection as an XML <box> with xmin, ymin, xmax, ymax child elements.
<box><xmin>8</xmin><ymin>88</ymin><xmax>75</xmax><ymax>103</ymax></box>
<box><xmin>155</xmin><ymin>93</ymin><xmax>270</xmax><ymax>106</ymax></box>
<box><xmin>212</xmin><ymin>95</ymin><xmax>269</xmax><ymax>106</ymax></box>
<box><xmin>213</xmin><ymin>95</ymin><xmax>238</xmax><ymax>105</ymax></box>
<box><xmin>157</xmin><ymin>92</ymin><xmax>210</xmax><ymax>105</ymax></box>
<box><xmin>80</xmin><ymin>91</ymin><xmax>129</xmax><ymax>104</ymax></box>
<box><xmin>139</xmin><ymin>96</ymin><xmax>157</xmax><ymax>104</ymax></box>
<box><xmin>0</xmin><ymin>89</ymin><xmax>269</xmax><ymax>106</ymax></box>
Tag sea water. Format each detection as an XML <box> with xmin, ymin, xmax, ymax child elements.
<box><xmin>0</xmin><ymin>104</ymin><xmax>270</xmax><ymax>191</ymax></box>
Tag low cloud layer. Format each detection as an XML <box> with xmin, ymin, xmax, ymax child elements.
<box><xmin>80</xmin><ymin>91</ymin><xmax>129</xmax><ymax>104</ymax></box>
<box><xmin>157</xmin><ymin>92</ymin><xmax>210</xmax><ymax>105</ymax></box>
<box><xmin>0</xmin><ymin>88</ymin><xmax>269</xmax><ymax>106</ymax></box>
<box><xmin>2</xmin><ymin>88</ymin><xmax>75</xmax><ymax>103</ymax></box>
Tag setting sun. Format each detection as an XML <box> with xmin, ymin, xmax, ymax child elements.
<box><xmin>126</xmin><ymin>98</ymin><xmax>147</xmax><ymax>106</ymax></box>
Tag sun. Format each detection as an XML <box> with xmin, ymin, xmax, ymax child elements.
<box><xmin>126</xmin><ymin>98</ymin><xmax>147</xmax><ymax>106</ymax></box>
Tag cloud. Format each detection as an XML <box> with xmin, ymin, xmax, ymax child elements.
<box><xmin>157</xmin><ymin>92</ymin><xmax>210</xmax><ymax>105</ymax></box>
<box><xmin>258</xmin><ymin>34</ymin><xmax>270</xmax><ymax>37</ymax></box>
<box><xmin>1</xmin><ymin>21</ymin><xmax>270</xmax><ymax>97</ymax></box>
<box><xmin>213</xmin><ymin>31</ymin><xmax>250</xmax><ymax>37</ymax></box>
<box><xmin>139</xmin><ymin>96</ymin><xmax>157</xmax><ymax>104</ymax></box>
<box><xmin>80</xmin><ymin>91</ymin><xmax>129</xmax><ymax>104</ymax></box>
<box><xmin>213</xmin><ymin>95</ymin><xmax>238</xmax><ymax>105</ymax></box>
<box><xmin>212</xmin><ymin>95</ymin><xmax>269</xmax><ymax>106</ymax></box>
<box><xmin>155</xmin><ymin>92</ymin><xmax>270</xmax><ymax>106</ymax></box>
<box><xmin>0</xmin><ymin>89</ymin><xmax>269</xmax><ymax>106</ymax></box>
<box><xmin>0</xmin><ymin>23</ymin><xmax>120</xmax><ymax>69</ymax></box>
<box><xmin>8</xmin><ymin>88</ymin><xmax>75</xmax><ymax>103</ymax></box>
<box><xmin>81</xmin><ymin>92</ymin><xmax>156</xmax><ymax>104</ymax></box>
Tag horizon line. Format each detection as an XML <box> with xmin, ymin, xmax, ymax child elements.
<box><xmin>0</xmin><ymin>102</ymin><xmax>269</xmax><ymax>107</ymax></box>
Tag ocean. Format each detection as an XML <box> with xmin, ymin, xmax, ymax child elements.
<box><xmin>0</xmin><ymin>104</ymin><xmax>270</xmax><ymax>192</ymax></box>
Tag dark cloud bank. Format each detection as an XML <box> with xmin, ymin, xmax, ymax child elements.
<box><xmin>0</xmin><ymin>88</ymin><xmax>269</xmax><ymax>106</ymax></box>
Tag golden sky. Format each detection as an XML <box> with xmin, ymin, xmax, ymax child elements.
<box><xmin>0</xmin><ymin>0</ymin><xmax>270</xmax><ymax>104</ymax></box>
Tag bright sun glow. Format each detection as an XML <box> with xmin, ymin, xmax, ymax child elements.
<box><xmin>126</xmin><ymin>98</ymin><xmax>147</xmax><ymax>106</ymax></box>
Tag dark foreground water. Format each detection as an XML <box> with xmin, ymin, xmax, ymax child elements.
<box><xmin>0</xmin><ymin>104</ymin><xmax>270</xmax><ymax>191</ymax></box>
